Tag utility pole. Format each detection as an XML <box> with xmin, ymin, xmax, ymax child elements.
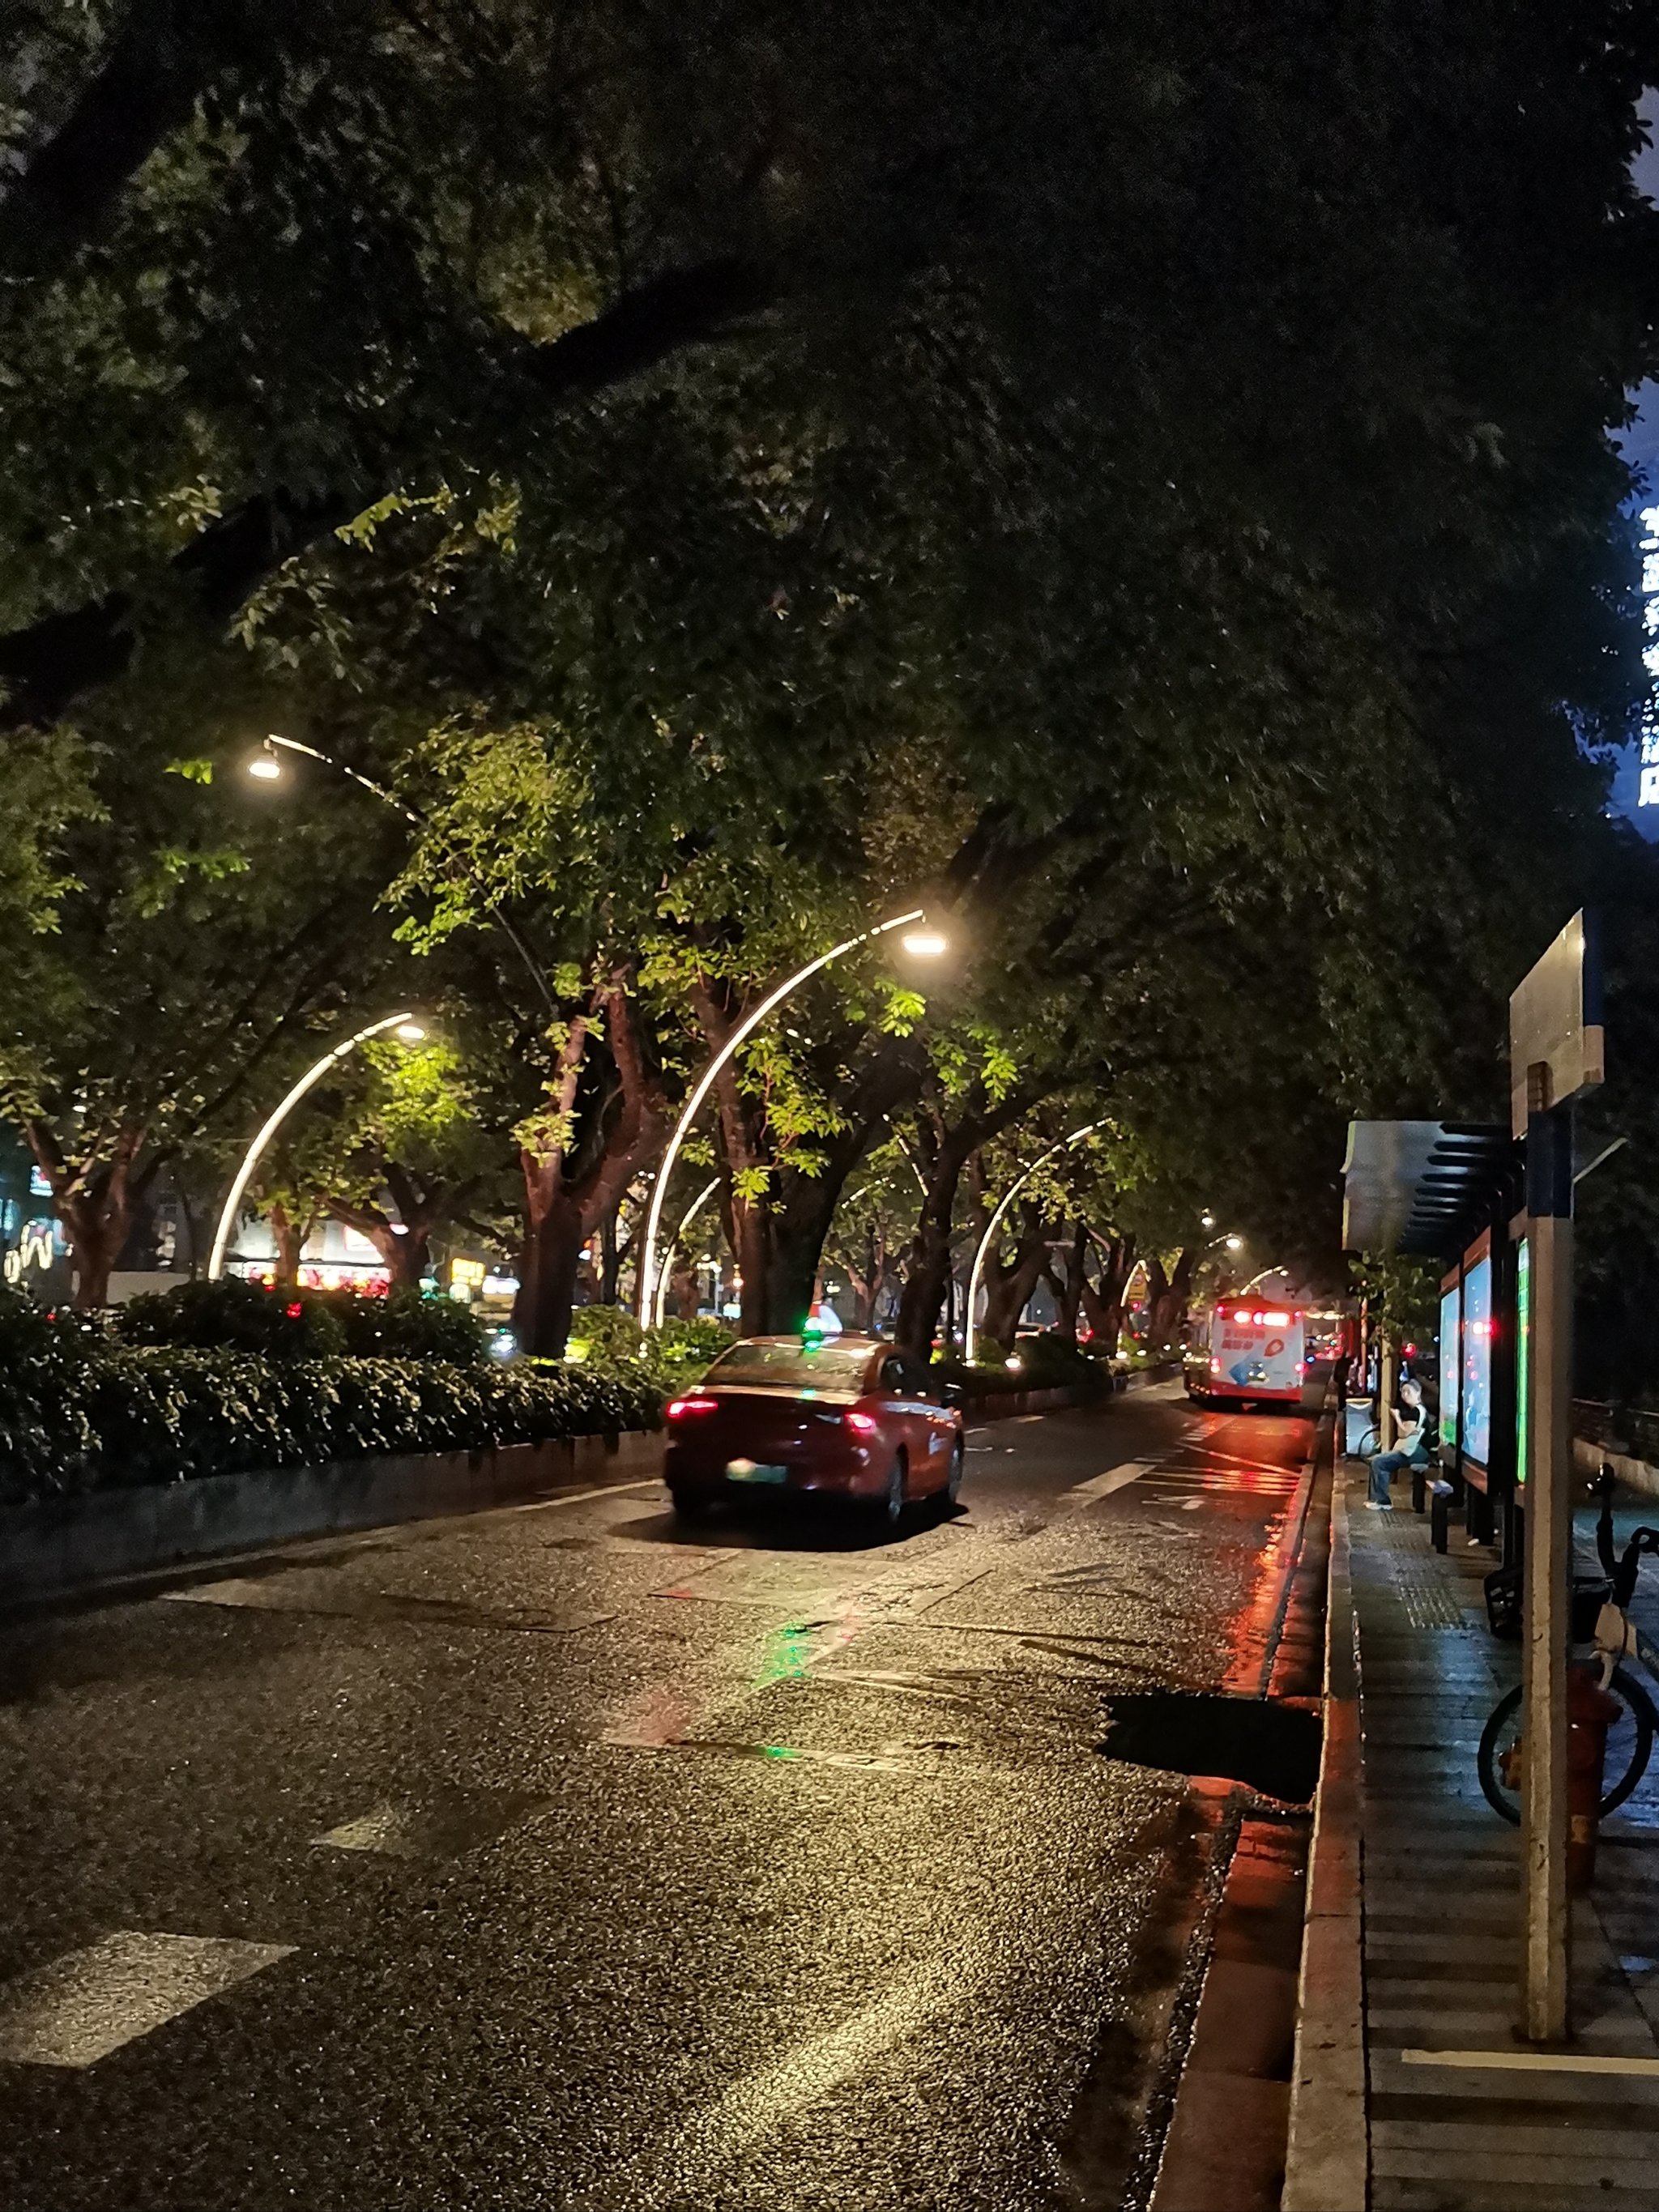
<box><xmin>1510</xmin><ymin>911</ymin><xmax>1602</xmax><ymax>2044</ymax></box>
<box><xmin>1520</xmin><ymin>1072</ymin><xmax>1573</xmax><ymax>2041</ymax></box>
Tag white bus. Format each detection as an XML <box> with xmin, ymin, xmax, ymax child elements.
<box><xmin>1188</xmin><ymin>1302</ymin><xmax>1307</xmax><ymax>1409</ymax></box>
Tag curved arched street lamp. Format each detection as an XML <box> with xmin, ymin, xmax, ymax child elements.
<box><xmin>652</xmin><ymin>1176</ymin><xmax>721</xmax><ymax>1328</ymax></box>
<box><xmin>246</xmin><ymin>734</ymin><xmax>556</xmax><ymax>1016</ymax></box>
<box><xmin>636</xmin><ymin>910</ymin><xmax>947</xmax><ymax>1326</ymax></box>
<box><xmin>207</xmin><ymin>1012</ymin><xmax>425</xmax><ymax>1280</ymax></box>
<box><xmin>964</xmin><ymin>1122</ymin><xmax>1099</xmax><ymax>1366</ymax></box>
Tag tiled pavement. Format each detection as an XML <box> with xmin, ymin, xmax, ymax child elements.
<box><xmin>1345</xmin><ymin>1470</ymin><xmax>1659</xmax><ymax>2211</ymax></box>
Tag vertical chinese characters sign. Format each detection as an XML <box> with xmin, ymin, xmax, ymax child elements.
<box><xmin>1641</xmin><ymin>507</ymin><xmax>1659</xmax><ymax>808</ymax></box>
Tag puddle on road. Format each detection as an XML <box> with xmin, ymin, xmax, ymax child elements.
<box><xmin>1097</xmin><ymin>1690</ymin><xmax>1320</xmax><ymax>1803</ymax></box>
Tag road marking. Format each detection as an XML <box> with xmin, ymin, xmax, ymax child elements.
<box><xmin>1159</xmin><ymin>1448</ymin><xmax>1298</xmax><ymax>1480</ymax></box>
<box><xmin>1401</xmin><ymin>2047</ymin><xmax>1659</xmax><ymax>2077</ymax></box>
<box><xmin>507</xmin><ymin>1477</ymin><xmax>663</xmax><ymax>1514</ymax></box>
<box><xmin>1181</xmin><ymin>1498</ymin><xmax>1205</xmax><ymax>1511</ymax></box>
<box><xmin>166</xmin><ymin>1579</ymin><xmax>612</xmax><ymax>1634</ymax></box>
<box><xmin>0</xmin><ymin>1933</ymin><xmax>294</xmax><ymax>2069</ymax></box>
<box><xmin>313</xmin><ymin>1790</ymin><xmax>554</xmax><ymax>1861</ymax></box>
<box><xmin>581</xmin><ymin>1970</ymin><xmax>970</xmax><ymax>2205</ymax></box>
<box><xmin>1067</xmin><ymin>1460</ymin><xmax>1151</xmax><ymax>1500</ymax></box>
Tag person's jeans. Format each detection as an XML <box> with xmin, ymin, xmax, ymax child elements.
<box><xmin>1368</xmin><ymin>1450</ymin><xmax>1415</xmax><ymax>1505</ymax></box>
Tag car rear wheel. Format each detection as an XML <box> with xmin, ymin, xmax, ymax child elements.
<box><xmin>668</xmin><ymin>1486</ymin><xmax>713</xmax><ymax>1520</ymax></box>
<box><xmin>941</xmin><ymin>1438</ymin><xmax>964</xmax><ymax>1507</ymax></box>
<box><xmin>876</xmin><ymin>1451</ymin><xmax>908</xmax><ymax>1529</ymax></box>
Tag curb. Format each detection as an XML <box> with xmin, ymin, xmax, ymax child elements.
<box><xmin>1282</xmin><ymin>1473</ymin><xmax>1368</xmax><ymax>2212</ymax></box>
<box><xmin>1144</xmin><ymin>1409</ymin><xmax>1330</xmax><ymax>2212</ymax></box>
<box><xmin>0</xmin><ymin>1430</ymin><xmax>662</xmax><ymax>1609</ymax></box>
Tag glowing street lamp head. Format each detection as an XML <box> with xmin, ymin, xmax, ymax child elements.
<box><xmin>900</xmin><ymin>927</ymin><xmax>949</xmax><ymax>960</ymax></box>
<box><xmin>394</xmin><ymin>1021</ymin><xmax>427</xmax><ymax>1044</ymax></box>
<box><xmin>247</xmin><ymin>750</ymin><xmax>282</xmax><ymax>781</ymax></box>
<box><xmin>1226</xmin><ymin>1234</ymin><xmax>1243</xmax><ymax>1252</ymax></box>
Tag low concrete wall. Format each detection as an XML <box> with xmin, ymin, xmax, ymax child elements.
<box><xmin>0</xmin><ymin>1430</ymin><xmax>662</xmax><ymax>1608</ymax></box>
<box><xmin>1572</xmin><ymin>1434</ymin><xmax>1659</xmax><ymax>1501</ymax></box>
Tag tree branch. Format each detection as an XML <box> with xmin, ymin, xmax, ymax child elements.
<box><xmin>0</xmin><ymin>257</ymin><xmax>771</xmax><ymax>734</ymax></box>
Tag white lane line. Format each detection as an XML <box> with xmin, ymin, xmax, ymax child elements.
<box><xmin>1066</xmin><ymin>1460</ymin><xmax>1152</xmax><ymax>1500</ymax></box>
<box><xmin>1401</xmin><ymin>2046</ymin><xmax>1659</xmax><ymax>2077</ymax></box>
<box><xmin>1158</xmin><ymin>1449</ymin><xmax>1298</xmax><ymax>1480</ymax></box>
<box><xmin>0</xmin><ymin>1933</ymin><xmax>294</xmax><ymax>2069</ymax></box>
<box><xmin>1181</xmin><ymin>1498</ymin><xmax>1205</xmax><ymax>1511</ymax></box>
<box><xmin>580</xmin><ymin>1970</ymin><xmax>970</xmax><ymax>2203</ymax></box>
<box><xmin>313</xmin><ymin>1790</ymin><xmax>554</xmax><ymax>1860</ymax></box>
<box><xmin>507</xmin><ymin>1477</ymin><xmax>663</xmax><ymax>1515</ymax></box>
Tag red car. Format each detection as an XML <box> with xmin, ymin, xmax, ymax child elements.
<box><xmin>663</xmin><ymin>1334</ymin><xmax>966</xmax><ymax>1524</ymax></box>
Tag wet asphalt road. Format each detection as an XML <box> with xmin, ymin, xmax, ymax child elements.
<box><xmin>0</xmin><ymin>1380</ymin><xmax>1316</xmax><ymax>2212</ymax></box>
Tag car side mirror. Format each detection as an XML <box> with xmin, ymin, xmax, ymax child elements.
<box><xmin>940</xmin><ymin>1382</ymin><xmax>966</xmax><ymax>1409</ymax></box>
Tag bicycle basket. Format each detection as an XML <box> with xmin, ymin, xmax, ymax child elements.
<box><xmin>1483</xmin><ymin>1566</ymin><xmax>1612</xmax><ymax>1643</ymax></box>
<box><xmin>1572</xmin><ymin>1576</ymin><xmax>1614</xmax><ymax>1643</ymax></box>
<box><xmin>1484</xmin><ymin>1565</ymin><xmax>1521</xmax><ymax>1640</ymax></box>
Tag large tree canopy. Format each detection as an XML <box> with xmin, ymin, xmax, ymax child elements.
<box><xmin>1</xmin><ymin>0</ymin><xmax>1656</xmax><ymax>1332</ymax></box>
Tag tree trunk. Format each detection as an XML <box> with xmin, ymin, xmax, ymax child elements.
<box><xmin>517</xmin><ymin>1184</ymin><xmax>588</xmax><ymax>1358</ymax></box>
<box><xmin>267</xmin><ymin>1201</ymin><xmax>309</xmax><ymax>1285</ymax></box>
<box><xmin>1046</xmin><ymin>1221</ymin><xmax>1090</xmax><ymax>1343</ymax></box>
<box><xmin>979</xmin><ymin>1205</ymin><xmax>1051</xmax><ymax>1353</ymax></box>
<box><xmin>322</xmin><ymin>1198</ymin><xmax>429</xmax><ymax>1287</ymax></box>
<box><xmin>25</xmin><ymin>1120</ymin><xmax>147</xmax><ymax>1311</ymax></box>
<box><xmin>1147</xmin><ymin>1247</ymin><xmax>1196</xmax><ymax>1353</ymax></box>
<box><xmin>514</xmin><ymin>976</ymin><xmax>671</xmax><ymax>1356</ymax></box>
<box><xmin>599</xmin><ymin>1199</ymin><xmax>623</xmax><ymax>1306</ymax></box>
<box><xmin>1080</xmin><ymin>1233</ymin><xmax>1136</xmax><ymax>1355</ymax></box>
<box><xmin>895</xmin><ymin>1136</ymin><xmax>977</xmax><ymax>1362</ymax></box>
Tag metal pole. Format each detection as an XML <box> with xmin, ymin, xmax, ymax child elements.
<box><xmin>207</xmin><ymin>1013</ymin><xmax>416</xmax><ymax>1278</ymax></box>
<box><xmin>1521</xmin><ymin>1080</ymin><xmax>1573</xmax><ymax>2042</ymax></box>
<box><xmin>1379</xmin><ymin>1336</ymin><xmax>1397</xmax><ymax>1453</ymax></box>
<box><xmin>634</xmin><ymin>910</ymin><xmax>928</xmax><ymax>1325</ymax></box>
<box><xmin>963</xmin><ymin>1123</ymin><xmax>1098</xmax><ymax>1365</ymax></box>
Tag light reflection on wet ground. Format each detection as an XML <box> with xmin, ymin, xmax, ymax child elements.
<box><xmin>0</xmin><ymin>1383</ymin><xmax>1316</xmax><ymax>2211</ymax></box>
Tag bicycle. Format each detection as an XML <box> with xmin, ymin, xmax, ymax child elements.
<box><xmin>1477</xmin><ymin>1468</ymin><xmax>1659</xmax><ymax>1825</ymax></box>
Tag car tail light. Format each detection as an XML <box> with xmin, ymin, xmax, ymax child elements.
<box><xmin>843</xmin><ymin>1410</ymin><xmax>879</xmax><ymax>1434</ymax></box>
<box><xmin>667</xmin><ymin>1396</ymin><xmax>719</xmax><ymax>1421</ymax></box>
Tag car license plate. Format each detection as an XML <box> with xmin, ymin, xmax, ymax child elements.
<box><xmin>726</xmin><ymin>1458</ymin><xmax>788</xmax><ymax>1484</ymax></box>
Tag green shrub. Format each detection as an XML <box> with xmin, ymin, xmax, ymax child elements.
<box><xmin>335</xmin><ymin>1285</ymin><xmax>487</xmax><ymax>1365</ymax></box>
<box><xmin>113</xmin><ymin>1277</ymin><xmax>348</xmax><ymax>1358</ymax></box>
<box><xmin>0</xmin><ymin>1288</ymin><xmax>100</xmax><ymax>1496</ymax></box>
<box><xmin>1007</xmin><ymin>1331</ymin><xmax>1107</xmax><ymax>1388</ymax></box>
<box><xmin>564</xmin><ymin>1305</ymin><xmax>735</xmax><ymax>1391</ymax></box>
<box><xmin>654</xmin><ymin>1315</ymin><xmax>737</xmax><ymax>1368</ymax></box>
<box><xmin>0</xmin><ymin>1284</ymin><xmax>662</xmax><ymax>1506</ymax></box>
<box><xmin>112</xmin><ymin>1278</ymin><xmax>490</xmax><ymax>1366</ymax></box>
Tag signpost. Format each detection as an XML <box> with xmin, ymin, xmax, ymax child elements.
<box><xmin>1510</xmin><ymin>911</ymin><xmax>1602</xmax><ymax>2042</ymax></box>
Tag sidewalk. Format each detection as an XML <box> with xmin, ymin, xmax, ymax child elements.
<box><xmin>1302</xmin><ymin>1466</ymin><xmax>1659</xmax><ymax>2212</ymax></box>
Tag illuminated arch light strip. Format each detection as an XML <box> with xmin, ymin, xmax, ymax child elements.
<box><xmin>652</xmin><ymin>1177</ymin><xmax>721</xmax><ymax>1329</ymax></box>
<box><xmin>635</xmin><ymin>910</ymin><xmax>928</xmax><ymax>1327</ymax></box>
<box><xmin>207</xmin><ymin>1013</ymin><xmax>420</xmax><ymax>1280</ymax></box>
<box><xmin>963</xmin><ymin>1123</ymin><xmax>1100</xmax><ymax>1366</ymax></box>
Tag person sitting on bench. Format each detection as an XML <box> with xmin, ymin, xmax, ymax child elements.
<box><xmin>1367</xmin><ymin>1378</ymin><xmax>1430</xmax><ymax>1511</ymax></box>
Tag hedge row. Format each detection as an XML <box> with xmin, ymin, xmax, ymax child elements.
<box><xmin>0</xmin><ymin>1336</ymin><xmax>661</xmax><ymax>1507</ymax></box>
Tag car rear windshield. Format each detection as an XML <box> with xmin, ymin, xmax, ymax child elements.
<box><xmin>706</xmin><ymin>1341</ymin><xmax>872</xmax><ymax>1392</ymax></box>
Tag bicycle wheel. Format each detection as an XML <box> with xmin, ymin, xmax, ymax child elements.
<box><xmin>1477</xmin><ymin>1668</ymin><xmax>1657</xmax><ymax>1826</ymax></box>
